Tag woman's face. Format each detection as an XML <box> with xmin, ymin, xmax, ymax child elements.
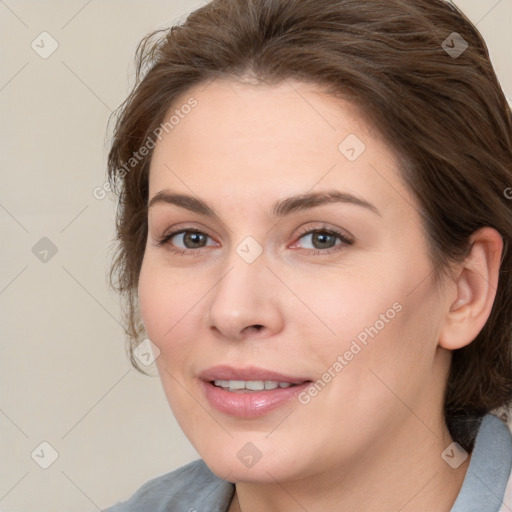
<box><xmin>138</xmin><ymin>78</ymin><xmax>453</xmax><ymax>483</ymax></box>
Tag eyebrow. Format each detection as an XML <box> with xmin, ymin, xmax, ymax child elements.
<box><xmin>147</xmin><ymin>189</ymin><xmax>381</xmax><ymax>218</ymax></box>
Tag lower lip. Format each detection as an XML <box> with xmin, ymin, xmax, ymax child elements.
<box><xmin>201</xmin><ymin>380</ymin><xmax>311</xmax><ymax>418</ymax></box>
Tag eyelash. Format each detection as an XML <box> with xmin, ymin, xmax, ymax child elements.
<box><xmin>156</xmin><ymin>225</ymin><xmax>354</xmax><ymax>256</ymax></box>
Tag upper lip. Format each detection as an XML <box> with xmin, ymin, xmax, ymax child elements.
<box><xmin>199</xmin><ymin>365</ymin><xmax>311</xmax><ymax>384</ymax></box>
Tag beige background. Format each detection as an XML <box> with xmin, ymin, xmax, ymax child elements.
<box><xmin>0</xmin><ymin>1</ymin><xmax>510</xmax><ymax>510</ymax></box>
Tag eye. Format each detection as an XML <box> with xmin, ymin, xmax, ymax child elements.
<box><xmin>155</xmin><ymin>225</ymin><xmax>353</xmax><ymax>256</ymax></box>
<box><xmin>292</xmin><ymin>227</ymin><xmax>353</xmax><ymax>253</ymax></box>
<box><xmin>157</xmin><ymin>228</ymin><xmax>217</xmax><ymax>252</ymax></box>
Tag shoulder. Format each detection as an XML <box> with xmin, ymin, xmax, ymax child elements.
<box><xmin>103</xmin><ymin>459</ymin><xmax>235</xmax><ymax>512</ymax></box>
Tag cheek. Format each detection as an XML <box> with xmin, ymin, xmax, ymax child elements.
<box><xmin>138</xmin><ymin>259</ymin><xmax>207</xmax><ymax>423</ymax></box>
<box><xmin>137</xmin><ymin>257</ymin><xmax>205</xmax><ymax>359</ymax></box>
<box><xmin>294</xmin><ymin>269</ymin><xmax>400</xmax><ymax>348</ymax></box>
<box><xmin>327</xmin><ymin>280</ymin><xmax>441</xmax><ymax>411</ymax></box>
<box><xmin>305</xmin><ymin>254</ymin><xmax>439</xmax><ymax>379</ymax></box>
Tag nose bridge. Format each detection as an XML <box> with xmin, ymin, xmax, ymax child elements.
<box><xmin>207</xmin><ymin>239</ymin><xmax>282</xmax><ymax>339</ymax></box>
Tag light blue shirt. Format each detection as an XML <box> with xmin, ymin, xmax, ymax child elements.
<box><xmin>104</xmin><ymin>413</ymin><xmax>512</xmax><ymax>511</ymax></box>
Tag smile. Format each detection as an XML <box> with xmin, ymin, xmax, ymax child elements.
<box><xmin>199</xmin><ymin>366</ymin><xmax>312</xmax><ymax>417</ymax></box>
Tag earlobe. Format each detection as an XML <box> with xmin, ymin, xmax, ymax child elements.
<box><xmin>439</xmin><ymin>227</ymin><xmax>503</xmax><ymax>351</ymax></box>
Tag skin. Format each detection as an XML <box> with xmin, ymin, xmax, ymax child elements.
<box><xmin>137</xmin><ymin>78</ymin><xmax>503</xmax><ymax>511</ymax></box>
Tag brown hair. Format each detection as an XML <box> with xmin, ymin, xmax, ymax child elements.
<box><xmin>107</xmin><ymin>0</ymin><xmax>512</xmax><ymax>450</ymax></box>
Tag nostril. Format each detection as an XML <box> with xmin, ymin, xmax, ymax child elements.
<box><xmin>246</xmin><ymin>324</ymin><xmax>264</xmax><ymax>333</ymax></box>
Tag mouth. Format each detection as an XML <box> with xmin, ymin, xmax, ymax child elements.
<box><xmin>199</xmin><ymin>365</ymin><xmax>313</xmax><ymax>418</ymax></box>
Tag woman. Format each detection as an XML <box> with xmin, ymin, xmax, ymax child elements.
<box><xmin>104</xmin><ymin>0</ymin><xmax>512</xmax><ymax>510</ymax></box>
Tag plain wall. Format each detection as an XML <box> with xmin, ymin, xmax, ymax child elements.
<box><xmin>1</xmin><ymin>1</ymin><xmax>511</xmax><ymax>510</ymax></box>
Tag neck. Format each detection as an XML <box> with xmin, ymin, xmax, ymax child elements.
<box><xmin>228</xmin><ymin>416</ymin><xmax>471</xmax><ymax>512</ymax></box>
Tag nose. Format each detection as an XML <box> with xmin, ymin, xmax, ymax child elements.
<box><xmin>207</xmin><ymin>255</ymin><xmax>284</xmax><ymax>342</ymax></box>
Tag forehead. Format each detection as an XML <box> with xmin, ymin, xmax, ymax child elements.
<box><xmin>148</xmin><ymin>78</ymin><xmax>413</xmax><ymax>215</ymax></box>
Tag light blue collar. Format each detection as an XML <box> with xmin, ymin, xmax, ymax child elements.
<box><xmin>450</xmin><ymin>413</ymin><xmax>512</xmax><ymax>511</ymax></box>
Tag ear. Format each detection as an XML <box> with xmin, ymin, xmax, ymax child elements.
<box><xmin>438</xmin><ymin>227</ymin><xmax>503</xmax><ymax>350</ymax></box>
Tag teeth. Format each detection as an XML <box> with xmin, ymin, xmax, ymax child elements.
<box><xmin>213</xmin><ymin>380</ymin><xmax>296</xmax><ymax>391</ymax></box>
<box><xmin>229</xmin><ymin>380</ymin><xmax>246</xmax><ymax>390</ymax></box>
<box><xmin>246</xmin><ymin>381</ymin><xmax>265</xmax><ymax>391</ymax></box>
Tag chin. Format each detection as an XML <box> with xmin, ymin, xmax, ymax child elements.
<box><xmin>198</xmin><ymin>440</ymin><xmax>304</xmax><ymax>483</ymax></box>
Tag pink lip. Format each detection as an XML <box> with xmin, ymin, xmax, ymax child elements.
<box><xmin>199</xmin><ymin>365</ymin><xmax>312</xmax><ymax>418</ymax></box>
<box><xmin>199</xmin><ymin>365</ymin><xmax>310</xmax><ymax>384</ymax></box>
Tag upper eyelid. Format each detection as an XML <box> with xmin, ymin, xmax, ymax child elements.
<box><xmin>163</xmin><ymin>225</ymin><xmax>345</xmax><ymax>238</ymax></box>
<box><xmin>158</xmin><ymin>222</ymin><xmax>219</xmax><ymax>239</ymax></box>
<box><xmin>162</xmin><ymin>227</ymin><xmax>217</xmax><ymax>244</ymax></box>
